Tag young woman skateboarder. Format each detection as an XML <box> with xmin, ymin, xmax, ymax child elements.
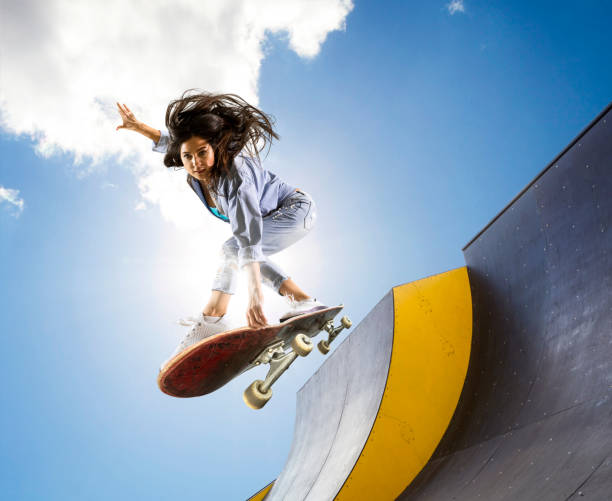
<box><xmin>116</xmin><ymin>91</ymin><xmax>327</xmax><ymax>366</ymax></box>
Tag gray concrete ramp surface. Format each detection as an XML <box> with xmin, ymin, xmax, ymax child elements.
<box><xmin>264</xmin><ymin>292</ymin><xmax>395</xmax><ymax>500</ymax></box>
<box><xmin>398</xmin><ymin>103</ymin><xmax>612</xmax><ymax>500</ymax></box>
<box><xmin>252</xmin><ymin>267</ymin><xmax>473</xmax><ymax>501</ymax></box>
<box><xmin>249</xmin><ymin>103</ymin><xmax>612</xmax><ymax>500</ymax></box>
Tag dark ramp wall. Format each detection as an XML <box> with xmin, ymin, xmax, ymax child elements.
<box><xmin>399</xmin><ymin>103</ymin><xmax>612</xmax><ymax>500</ymax></box>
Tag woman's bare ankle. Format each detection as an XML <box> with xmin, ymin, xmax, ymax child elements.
<box><xmin>279</xmin><ymin>279</ymin><xmax>310</xmax><ymax>302</ymax></box>
<box><xmin>202</xmin><ymin>308</ymin><xmax>226</xmax><ymax>317</ymax></box>
<box><xmin>202</xmin><ymin>291</ymin><xmax>231</xmax><ymax>317</ymax></box>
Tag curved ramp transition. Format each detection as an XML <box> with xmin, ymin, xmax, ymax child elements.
<box><xmin>253</xmin><ymin>268</ymin><xmax>472</xmax><ymax>500</ymax></box>
<box><xmin>250</xmin><ymin>104</ymin><xmax>612</xmax><ymax>500</ymax></box>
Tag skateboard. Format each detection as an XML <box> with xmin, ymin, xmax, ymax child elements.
<box><xmin>157</xmin><ymin>305</ymin><xmax>351</xmax><ymax>409</ymax></box>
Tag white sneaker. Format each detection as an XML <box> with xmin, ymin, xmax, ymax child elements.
<box><xmin>160</xmin><ymin>314</ymin><xmax>233</xmax><ymax>370</ymax></box>
<box><xmin>280</xmin><ymin>298</ymin><xmax>328</xmax><ymax>322</ymax></box>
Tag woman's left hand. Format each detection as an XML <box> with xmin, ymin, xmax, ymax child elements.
<box><xmin>245</xmin><ymin>262</ymin><xmax>268</xmax><ymax>328</ymax></box>
<box><xmin>247</xmin><ymin>286</ymin><xmax>268</xmax><ymax>328</ymax></box>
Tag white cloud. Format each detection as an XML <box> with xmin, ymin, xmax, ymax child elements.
<box><xmin>447</xmin><ymin>0</ymin><xmax>465</xmax><ymax>15</ymax></box>
<box><xmin>0</xmin><ymin>185</ymin><xmax>25</xmax><ymax>216</ymax></box>
<box><xmin>0</xmin><ymin>0</ymin><xmax>353</xmax><ymax>229</ymax></box>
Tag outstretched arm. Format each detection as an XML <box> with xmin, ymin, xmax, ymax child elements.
<box><xmin>116</xmin><ymin>102</ymin><xmax>161</xmax><ymax>144</ymax></box>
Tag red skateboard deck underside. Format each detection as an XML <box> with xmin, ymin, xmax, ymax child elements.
<box><xmin>157</xmin><ymin>306</ymin><xmax>343</xmax><ymax>398</ymax></box>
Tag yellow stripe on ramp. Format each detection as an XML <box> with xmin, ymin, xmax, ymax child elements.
<box><xmin>336</xmin><ymin>267</ymin><xmax>472</xmax><ymax>500</ymax></box>
<box><xmin>246</xmin><ymin>480</ymin><xmax>274</xmax><ymax>501</ymax></box>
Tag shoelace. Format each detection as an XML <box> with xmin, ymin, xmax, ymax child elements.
<box><xmin>176</xmin><ymin>317</ymin><xmax>203</xmax><ymax>347</ymax></box>
<box><xmin>177</xmin><ymin>316</ymin><xmax>202</xmax><ymax>327</ymax></box>
<box><xmin>289</xmin><ymin>298</ymin><xmax>319</xmax><ymax>310</ymax></box>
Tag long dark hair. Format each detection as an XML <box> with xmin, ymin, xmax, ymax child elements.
<box><xmin>163</xmin><ymin>90</ymin><xmax>279</xmax><ymax>191</ymax></box>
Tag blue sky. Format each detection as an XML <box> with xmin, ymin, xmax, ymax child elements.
<box><xmin>1</xmin><ymin>1</ymin><xmax>611</xmax><ymax>499</ymax></box>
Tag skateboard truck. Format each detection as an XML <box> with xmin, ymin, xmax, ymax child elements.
<box><xmin>243</xmin><ymin>316</ymin><xmax>352</xmax><ymax>409</ymax></box>
<box><xmin>243</xmin><ymin>333</ymin><xmax>313</xmax><ymax>409</ymax></box>
<box><xmin>317</xmin><ymin>316</ymin><xmax>352</xmax><ymax>354</ymax></box>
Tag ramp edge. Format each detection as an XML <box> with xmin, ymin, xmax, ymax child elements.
<box><xmin>335</xmin><ymin>267</ymin><xmax>473</xmax><ymax>500</ymax></box>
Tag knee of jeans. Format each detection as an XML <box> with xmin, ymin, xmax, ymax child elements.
<box><xmin>220</xmin><ymin>242</ymin><xmax>239</xmax><ymax>264</ymax></box>
<box><xmin>304</xmin><ymin>202</ymin><xmax>317</xmax><ymax>230</ymax></box>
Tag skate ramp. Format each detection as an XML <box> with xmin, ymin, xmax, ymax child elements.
<box><xmin>398</xmin><ymin>104</ymin><xmax>612</xmax><ymax>499</ymax></box>
<box><xmin>251</xmin><ymin>268</ymin><xmax>472</xmax><ymax>500</ymax></box>
<box><xmin>249</xmin><ymin>102</ymin><xmax>612</xmax><ymax>500</ymax></box>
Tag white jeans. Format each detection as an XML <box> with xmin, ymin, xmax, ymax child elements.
<box><xmin>211</xmin><ymin>190</ymin><xmax>316</xmax><ymax>294</ymax></box>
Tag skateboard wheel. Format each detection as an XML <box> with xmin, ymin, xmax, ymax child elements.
<box><xmin>341</xmin><ymin>316</ymin><xmax>352</xmax><ymax>329</ymax></box>
<box><xmin>243</xmin><ymin>380</ymin><xmax>272</xmax><ymax>410</ymax></box>
<box><xmin>291</xmin><ymin>333</ymin><xmax>313</xmax><ymax>357</ymax></box>
<box><xmin>318</xmin><ymin>340</ymin><xmax>330</xmax><ymax>355</ymax></box>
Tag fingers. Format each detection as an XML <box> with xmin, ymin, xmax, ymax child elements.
<box><xmin>247</xmin><ymin>287</ymin><xmax>267</xmax><ymax>328</ymax></box>
<box><xmin>115</xmin><ymin>102</ymin><xmax>136</xmax><ymax>132</ymax></box>
<box><xmin>256</xmin><ymin>307</ymin><xmax>268</xmax><ymax>326</ymax></box>
<box><xmin>247</xmin><ymin>314</ymin><xmax>257</xmax><ymax>329</ymax></box>
<box><xmin>116</xmin><ymin>102</ymin><xmax>126</xmax><ymax>129</ymax></box>
<box><xmin>247</xmin><ymin>311</ymin><xmax>260</xmax><ymax>329</ymax></box>
<box><xmin>247</xmin><ymin>305</ymin><xmax>268</xmax><ymax>329</ymax></box>
<box><xmin>116</xmin><ymin>102</ymin><xmax>133</xmax><ymax>118</ymax></box>
<box><xmin>249</xmin><ymin>312</ymin><xmax>265</xmax><ymax>328</ymax></box>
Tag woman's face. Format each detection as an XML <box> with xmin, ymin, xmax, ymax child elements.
<box><xmin>180</xmin><ymin>136</ymin><xmax>215</xmax><ymax>181</ymax></box>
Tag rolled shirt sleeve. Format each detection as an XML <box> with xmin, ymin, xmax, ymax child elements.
<box><xmin>152</xmin><ymin>128</ymin><xmax>170</xmax><ymax>153</ymax></box>
<box><xmin>225</xmin><ymin>168</ymin><xmax>266</xmax><ymax>267</ymax></box>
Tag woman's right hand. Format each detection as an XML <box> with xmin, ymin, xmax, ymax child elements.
<box><xmin>116</xmin><ymin>103</ymin><xmax>141</xmax><ymax>132</ymax></box>
<box><xmin>115</xmin><ymin>103</ymin><xmax>161</xmax><ymax>143</ymax></box>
